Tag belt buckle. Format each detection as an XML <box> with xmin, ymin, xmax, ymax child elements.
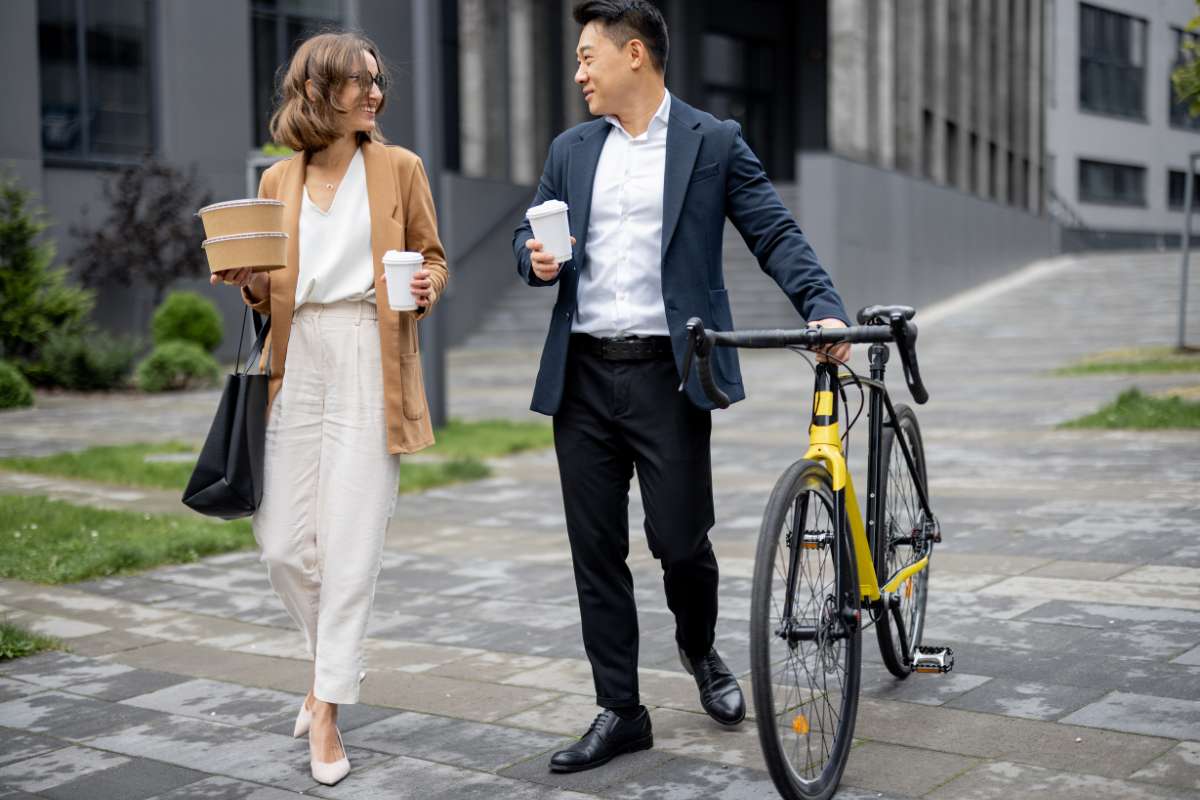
<box><xmin>603</xmin><ymin>335</ymin><xmax>632</xmax><ymax>359</ymax></box>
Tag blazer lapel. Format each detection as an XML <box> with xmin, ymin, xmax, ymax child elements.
<box><xmin>271</xmin><ymin>150</ymin><xmax>306</xmax><ymax>319</ymax></box>
<box><xmin>661</xmin><ymin>107</ymin><xmax>702</xmax><ymax>260</ymax></box>
<box><xmin>362</xmin><ymin>140</ymin><xmax>399</xmax><ymax>283</ymax></box>
<box><xmin>566</xmin><ymin>123</ymin><xmax>608</xmax><ymax>270</ymax></box>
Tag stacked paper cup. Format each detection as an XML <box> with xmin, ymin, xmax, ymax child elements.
<box><xmin>197</xmin><ymin>199</ymin><xmax>288</xmax><ymax>274</ymax></box>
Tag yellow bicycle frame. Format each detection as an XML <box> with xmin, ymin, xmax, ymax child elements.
<box><xmin>803</xmin><ymin>389</ymin><xmax>929</xmax><ymax>604</ymax></box>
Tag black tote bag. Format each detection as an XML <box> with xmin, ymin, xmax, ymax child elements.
<box><xmin>182</xmin><ymin>308</ymin><xmax>272</xmax><ymax>520</ymax></box>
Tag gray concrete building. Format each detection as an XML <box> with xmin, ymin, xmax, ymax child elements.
<box><xmin>1045</xmin><ymin>0</ymin><xmax>1200</xmax><ymax>248</ymax></box>
<box><xmin>0</xmin><ymin>0</ymin><xmax>1054</xmax><ymax>362</ymax></box>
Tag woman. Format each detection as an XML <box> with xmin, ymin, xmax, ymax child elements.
<box><xmin>212</xmin><ymin>31</ymin><xmax>447</xmax><ymax>785</ymax></box>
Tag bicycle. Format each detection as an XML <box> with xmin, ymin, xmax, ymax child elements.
<box><xmin>680</xmin><ymin>304</ymin><xmax>953</xmax><ymax>800</ymax></box>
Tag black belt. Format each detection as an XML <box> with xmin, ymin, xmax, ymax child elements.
<box><xmin>571</xmin><ymin>334</ymin><xmax>674</xmax><ymax>361</ymax></box>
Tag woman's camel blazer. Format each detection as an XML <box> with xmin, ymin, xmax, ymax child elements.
<box><xmin>241</xmin><ymin>141</ymin><xmax>449</xmax><ymax>454</ymax></box>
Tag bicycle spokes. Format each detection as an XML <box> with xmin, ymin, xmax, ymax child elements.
<box><xmin>765</xmin><ymin>482</ymin><xmax>852</xmax><ymax>783</ymax></box>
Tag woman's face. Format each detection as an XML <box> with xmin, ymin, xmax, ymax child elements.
<box><xmin>337</xmin><ymin>50</ymin><xmax>383</xmax><ymax>135</ymax></box>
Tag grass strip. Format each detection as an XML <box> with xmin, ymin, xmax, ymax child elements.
<box><xmin>0</xmin><ymin>420</ymin><xmax>551</xmax><ymax>494</ymax></box>
<box><xmin>400</xmin><ymin>458</ymin><xmax>490</xmax><ymax>492</ymax></box>
<box><xmin>424</xmin><ymin>418</ymin><xmax>554</xmax><ymax>459</ymax></box>
<box><xmin>1060</xmin><ymin>388</ymin><xmax>1200</xmax><ymax>429</ymax></box>
<box><xmin>0</xmin><ymin>495</ymin><xmax>254</xmax><ymax>584</ymax></box>
<box><xmin>0</xmin><ymin>620</ymin><xmax>65</xmax><ymax>661</ymax></box>
<box><xmin>0</xmin><ymin>442</ymin><xmax>197</xmax><ymax>491</ymax></box>
<box><xmin>1054</xmin><ymin>346</ymin><xmax>1200</xmax><ymax>376</ymax></box>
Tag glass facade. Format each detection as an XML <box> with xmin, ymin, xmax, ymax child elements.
<box><xmin>1078</xmin><ymin>158</ymin><xmax>1145</xmax><ymax>206</ymax></box>
<box><xmin>1078</xmin><ymin>2</ymin><xmax>1146</xmax><ymax>120</ymax></box>
<box><xmin>250</xmin><ymin>0</ymin><xmax>341</xmax><ymax>147</ymax></box>
<box><xmin>38</xmin><ymin>0</ymin><xmax>153</xmax><ymax>160</ymax></box>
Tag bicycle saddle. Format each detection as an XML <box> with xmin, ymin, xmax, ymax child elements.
<box><xmin>856</xmin><ymin>304</ymin><xmax>916</xmax><ymax>324</ymax></box>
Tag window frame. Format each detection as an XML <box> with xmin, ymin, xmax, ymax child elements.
<box><xmin>1077</xmin><ymin>2</ymin><xmax>1148</xmax><ymax>123</ymax></box>
<box><xmin>1077</xmin><ymin>157</ymin><xmax>1147</xmax><ymax>207</ymax></box>
<box><xmin>38</xmin><ymin>0</ymin><xmax>158</xmax><ymax>168</ymax></box>
<box><xmin>1167</xmin><ymin>167</ymin><xmax>1200</xmax><ymax>210</ymax></box>
<box><xmin>250</xmin><ymin>0</ymin><xmax>342</xmax><ymax>148</ymax></box>
<box><xmin>1170</xmin><ymin>26</ymin><xmax>1200</xmax><ymax>132</ymax></box>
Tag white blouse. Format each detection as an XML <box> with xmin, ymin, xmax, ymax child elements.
<box><xmin>296</xmin><ymin>147</ymin><xmax>375</xmax><ymax>307</ymax></box>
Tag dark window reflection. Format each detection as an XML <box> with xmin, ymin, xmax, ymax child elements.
<box><xmin>250</xmin><ymin>1</ymin><xmax>340</xmax><ymax>147</ymax></box>
<box><xmin>38</xmin><ymin>0</ymin><xmax>152</xmax><ymax>159</ymax></box>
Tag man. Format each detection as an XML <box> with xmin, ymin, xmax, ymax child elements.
<box><xmin>512</xmin><ymin>0</ymin><xmax>851</xmax><ymax>773</ymax></box>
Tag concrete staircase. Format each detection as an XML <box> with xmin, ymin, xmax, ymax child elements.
<box><xmin>459</xmin><ymin>184</ymin><xmax>810</xmax><ymax>350</ymax></box>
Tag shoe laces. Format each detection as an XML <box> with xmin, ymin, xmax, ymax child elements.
<box><xmin>588</xmin><ymin>709</ymin><xmax>616</xmax><ymax>735</ymax></box>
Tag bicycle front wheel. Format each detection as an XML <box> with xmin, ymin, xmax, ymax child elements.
<box><xmin>751</xmin><ymin>460</ymin><xmax>861</xmax><ymax>800</ymax></box>
<box><xmin>874</xmin><ymin>404</ymin><xmax>932</xmax><ymax>678</ymax></box>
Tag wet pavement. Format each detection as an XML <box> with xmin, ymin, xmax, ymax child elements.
<box><xmin>1</xmin><ymin>251</ymin><xmax>1198</xmax><ymax>798</ymax></box>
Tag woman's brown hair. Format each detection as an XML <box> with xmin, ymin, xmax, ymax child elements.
<box><xmin>269</xmin><ymin>32</ymin><xmax>390</xmax><ymax>152</ymax></box>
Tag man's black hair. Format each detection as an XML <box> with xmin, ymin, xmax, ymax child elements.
<box><xmin>573</xmin><ymin>0</ymin><xmax>669</xmax><ymax>73</ymax></box>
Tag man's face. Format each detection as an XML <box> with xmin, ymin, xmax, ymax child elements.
<box><xmin>575</xmin><ymin>21</ymin><xmax>632</xmax><ymax>116</ymax></box>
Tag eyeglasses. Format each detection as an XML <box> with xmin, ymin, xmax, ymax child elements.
<box><xmin>347</xmin><ymin>72</ymin><xmax>389</xmax><ymax>93</ymax></box>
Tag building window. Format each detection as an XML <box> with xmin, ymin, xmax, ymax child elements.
<box><xmin>1168</xmin><ymin>169</ymin><xmax>1200</xmax><ymax>209</ymax></box>
<box><xmin>1078</xmin><ymin>3</ymin><xmax>1146</xmax><ymax>120</ymax></box>
<box><xmin>921</xmin><ymin>110</ymin><xmax>935</xmax><ymax>180</ymax></box>
<box><xmin>968</xmin><ymin>132</ymin><xmax>979</xmax><ymax>194</ymax></box>
<box><xmin>1078</xmin><ymin>158</ymin><xmax>1145</xmax><ymax>206</ymax></box>
<box><xmin>37</xmin><ymin>0</ymin><xmax>153</xmax><ymax>160</ymax></box>
<box><xmin>702</xmin><ymin>32</ymin><xmax>776</xmax><ymax>175</ymax></box>
<box><xmin>944</xmin><ymin>121</ymin><xmax>958</xmax><ymax>187</ymax></box>
<box><xmin>988</xmin><ymin>141</ymin><xmax>998</xmax><ymax>199</ymax></box>
<box><xmin>1170</xmin><ymin>27</ymin><xmax>1200</xmax><ymax>131</ymax></box>
<box><xmin>251</xmin><ymin>0</ymin><xmax>341</xmax><ymax>147</ymax></box>
<box><xmin>1007</xmin><ymin>151</ymin><xmax>1016</xmax><ymax>206</ymax></box>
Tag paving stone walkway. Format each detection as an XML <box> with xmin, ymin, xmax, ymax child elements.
<box><xmin>1</xmin><ymin>251</ymin><xmax>1199</xmax><ymax>798</ymax></box>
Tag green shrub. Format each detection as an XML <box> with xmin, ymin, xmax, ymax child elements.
<box><xmin>136</xmin><ymin>340</ymin><xmax>220</xmax><ymax>392</ymax></box>
<box><xmin>25</xmin><ymin>329</ymin><xmax>140</xmax><ymax>391</ymax></box>
<box><xmin>151</xmin><ymin>291</ymin><xmax>223</xmax><ymax>352</ymax></box>
<box><xmin>0</xmin><ymin>174</ymin><xmax>93</xmax><ymax>367</ymax></box>
<box><xmin>0</xmin><ymin>360</ymin><xmax>33</xmax><ymax>409</ymax></box>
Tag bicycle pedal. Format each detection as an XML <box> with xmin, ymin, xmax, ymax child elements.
<box><xmin>798</xmin><ymin>530</ymin><xmax>834</xmax><ymax>550</ymax></box>
<box><xmin>912</xmin><ymin>646</ymin><xmax>954</xmax><ymax>674</ymax></box>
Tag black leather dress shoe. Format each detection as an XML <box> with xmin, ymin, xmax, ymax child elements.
<box><xmin>548</xmin><ymin>708</ymin><xmax>653</xmax><ymax>773</ymax></box>
<box><xmin>680</xmin><ymin>646</ymin><xmax>746</xmax><ymax>726</ymax></box>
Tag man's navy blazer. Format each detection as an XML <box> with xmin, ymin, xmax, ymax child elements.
<box><xmin>513</xmin><ymin>95</ymin><xmax>848</xmax><ymax>417</ymax></box>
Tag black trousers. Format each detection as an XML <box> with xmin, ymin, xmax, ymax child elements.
<box><xmin>553</xmin><ymin>342</ymin><xmax>719</xmax><ymax>708</ymax></box>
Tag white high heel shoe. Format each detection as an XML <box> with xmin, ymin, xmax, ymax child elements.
<box><xmin>294</xmin><ymin>672</ymin><xmax>365</xmax><ymax>738</ymax></box>
<box><xmin>309</xmin><ymin>726</ymin><xmax>350</xmax><ymax>786</ymax></box>
<box><xmin>293</xmin><ymin>698</ymin><xmax>313</xmax><ymax>738</ymax></box>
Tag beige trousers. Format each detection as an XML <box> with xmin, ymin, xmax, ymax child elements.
<box><xmin>252</xmin><ymin>300</ymin><xmax>399</xmax><ymax>704</ymax></box>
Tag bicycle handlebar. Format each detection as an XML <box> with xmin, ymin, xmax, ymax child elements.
<box><xmin>680</xmin><ymin>313</ymin><xmax>929</xmax><ymax>408</ymax></box>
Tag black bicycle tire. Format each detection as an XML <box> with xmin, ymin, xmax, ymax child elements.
<box><xmin>873</xmin><ymin>404</ymin><xmax>932</xmax><ymax>678</ymax></box>
<box><xmin>751</xmin><ymin>459</ymin><xmax>861</xmax><ymax>800</ymax></box>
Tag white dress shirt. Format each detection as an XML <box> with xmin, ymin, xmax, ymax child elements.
<box><xmin>296</xmin><ymin>148</ymin><xmax>376</xmax><ymax>308</ymax></box>
<box><xmin>572</xmin><ymin>90</ymin><xmax>671</xmax><ymax>337</ymax></box>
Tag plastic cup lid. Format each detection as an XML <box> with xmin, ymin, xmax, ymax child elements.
<box><xmin>526</xmin><ymin>199</ymin><xmax>569</xmax><ymax>219</ymax></box>
<box><xmin>383</xmin><ymin>250</ymin><xmax>424</xmax><ymax>264</ymax></box>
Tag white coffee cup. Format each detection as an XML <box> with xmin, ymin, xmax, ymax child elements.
<box><xmin>526</xmin><ymin>200</ymin><xmax>572</xmax><ymax>264</ymax></box>
<box><xmin>382</xmin><ymin>250</ymin><xmax>424</xmax><ymax>311</ymax></box>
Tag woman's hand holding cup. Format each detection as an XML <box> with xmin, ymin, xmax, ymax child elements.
<box><xmin>408</xmin><ymin>269</ymin><xmax>435</xmax><ymax>308</ymax></box>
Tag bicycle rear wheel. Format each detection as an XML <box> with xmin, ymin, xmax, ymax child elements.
<box><xmin>751</xmin><ymin>460</ymin><xmax>861</xmax><ymax>800</ymax></box>
<box><xmin>874</xmin><ymin>404</ymin><xmax>933</xmax><ymax>678</ymax></box>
